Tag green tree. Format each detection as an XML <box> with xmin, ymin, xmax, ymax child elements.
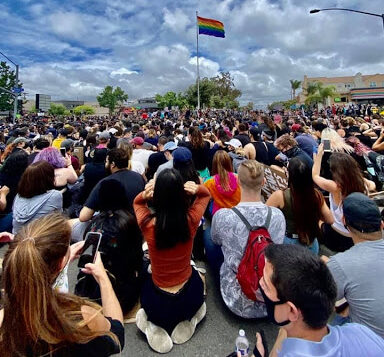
<box><xmin>289</xmin><ymin>79</ymin><xmax>301</xmax><ymax>99</ymax></box>
<box><xmin>97</xmin><ymin>86</ymin><xmax>128</xmax><ymax>116</ymax></box>
<box><xmin>48</xmin><ymin>103</ymin><xmax>69</xmax><ymax>116</ymax></box>
<box><xmin>73</xmin><ymin>104</ymin><xmax>95</xmax><ymax>116</ymax></box>
<box><xmin>185</xmin><ymin>72</ymin><xmax>241</xmax><ymax>109</ymax></box>
<box><xmin>305</xmin><ymin>82</ymin><xmax>337</xmax><ymax>107</ymax></box>
<box><xmin>0</xmin><ymin>61</ymin><xmax>22</xmax><ymax>113</ymax></box>
<box><xmin>244</xmin><ymin>102</ymin><xmax>254</xmax><ymax>110</ymax></box>
<box><xmin>155</xmin><ymin>91</ymin><xmax>189</xmax><ymax>109</ymax></box>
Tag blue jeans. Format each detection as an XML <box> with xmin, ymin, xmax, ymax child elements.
<box><xmin>203</xmin><ymin>222</ymin><xmax>224</xmax><ymax>281</ymax></box>
<box><xmin>284</xmin><ymin>236</ymin><xmax>319</xmax><ymax>255</ymax></box>
<box><xmin>331</xmin><ymin>314</ymin><xmax>351</xmax><ymax>326</ymax></box>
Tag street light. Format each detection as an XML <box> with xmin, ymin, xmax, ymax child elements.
<box><xmin>0</xmin><ymin>51</ymin><xmax>20</xmax><ymax>124</ymax></box>
<box><xmin>310</xmin><ymin>8</ymin><xmax>384</xmax><ymax>33</ymax></box>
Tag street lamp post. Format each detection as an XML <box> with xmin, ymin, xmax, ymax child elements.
<box><xmin>0</xmin><ymin>51</ymin><xmax>20</xmax><ymax>124</ymax></box>
<box><xmin>310</xmin><ymin>8</ymin><xmax>384</xmax><ymax>33</ymax></box>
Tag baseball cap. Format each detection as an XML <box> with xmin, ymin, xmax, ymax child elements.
<box><xmin>291</xmin><ymin>124</ymin><xmax>302</xmax><ymax>132</ymax></box>
<box><xmin>262</xmin><ymin>130</ymin><xmax>274</xmax><ymax>140</ymax></box>
<box><xmin>164</xmin><ymin>141</ymin><xmax>177</xmax><ymax>151</ymax></box>
<box><xmin>225</xmin><ymin>138</ymin><xmax>242</xmax><ymax>148</ymax></box>
<box><xmin>98</xmin><ymin>131</ymin><xmax>110</xmax><ymax>141</ymax></box>
<box><xmin>172</xmin><ymin>147</ymin><xmax>192</xmax><ymax>165</ymax></box>
<box><xmin>343</xmin><ymin>192</ymin><xmax>382</xmax><ymax>233</ymax></box>
<box><xmin>13</xmin><ymin>137</ymin><xmax>28</xmax><ymax>145</ymax></box>
<box><xmin>60</xmin><ymin>139</ymin><xmax>75</xmax><ymax>151</ymax></box>
<box><xmin>130</xmin><ymin>136</ymin><xmax>144</xmax><ymax>146</ymax></box>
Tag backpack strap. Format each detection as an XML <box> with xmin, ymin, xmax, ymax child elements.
<box><xmin>232</xmin><ymin>206</ymin><xmax>272</xmax><ymax>230</ymax></box>
<box><xmin>231</xmin><ymin>207</ymin><xmax>252</xmax><ymax>231</ymax></box>
<box><xmin>265</xmin><ymin>207</ymin><xmax>272</xmax><ymax>229</ymax></box>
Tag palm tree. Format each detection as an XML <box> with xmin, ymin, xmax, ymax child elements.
<box><xmin>289</xmin><ymin>79</ymin><xmax>302</xmax><ymax>100</ymax></box>
<box><xmin>304</xmin><ymin>81</ymin><xmax>321</xmax><ymax>96</ymax></box>
<box><xmin>305</xmin><ymin>82</ymin><xmax>337</xmax><ymax>107</ymax></box>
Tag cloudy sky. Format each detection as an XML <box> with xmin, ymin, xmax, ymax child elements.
<box><xmin>1</xmin><ymin>0</ymin><xmax>384</xmax><ymax>107</ymax></box>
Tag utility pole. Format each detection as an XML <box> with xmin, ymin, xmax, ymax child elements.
<box><xmin>13</xmin><ymin>64</ymin><xmax>19</xmax><ymax>124</ymax></box>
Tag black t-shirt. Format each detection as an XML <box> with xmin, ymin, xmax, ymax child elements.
<box><xmin>81</xmin><ymin>163</ymin><xmax>108</xmax><ymax>203</ymax></box>
<box><xmin>182</xmin><ymin>141</ymin><xmax>210</xmax><ymax>171</ymax></box>
<box><xmin>85</xmin><ymin>170</ymin><xmax>145</xmax><ymax>213</ymax></box>
<box><xmin>0</xmin><ymin>172</ymin><xmax>22</xmax><ymax>213</ymax></box>
<box><xmin>234</xmin><ymin>133</ymin><xmax>250</xmax><ymax>147</ymax></box>
<box><xmin>28</xmin><ymin>152</ymin><xmax>38</xmax><ymax>165</ymax></box>
<box><xmin>147</xmin><ymin>152</ymin><xmax>167</xmax><ymax>179</ymax></box>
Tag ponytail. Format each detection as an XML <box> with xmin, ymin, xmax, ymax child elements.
<box><xmin>0</xmin><ymin>213</ymin><xmax>113</xmax><ymax>356</ymax></box>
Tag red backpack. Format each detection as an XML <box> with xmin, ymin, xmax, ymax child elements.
<box><xmin>232</xmin><ymin>207</ymin><xmax>272</xmax><ymax>301</ymax></box>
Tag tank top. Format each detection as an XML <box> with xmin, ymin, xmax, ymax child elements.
<box><xmin>329</xmin><ymin>192</ymin><xmax>350</xmax><ymax>235</ymax></box>
<box><xmin>252</xmin><ymin>141</ymin><xmax>269</xmax><ymax>165</ymax></box>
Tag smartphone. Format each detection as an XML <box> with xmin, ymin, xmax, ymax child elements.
<box><xmin>323</xmin><ymin>139</ymin><xmax>331</xmax><ymax>152</ymax></box>
<box><xmin>78</xmin><ymin>232</ymin><xmax>102</xmax><ymax>268</ymax></box>
<box><xmin>60</xmin><ymin>147</ymin><xmax>66</xmax><ymax>157</ymax></box>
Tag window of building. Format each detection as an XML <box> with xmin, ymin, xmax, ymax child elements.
<box><xmin>370</xmin><ymin>82</ymin><xmax>377</xmax><ymax>87</ymax></box>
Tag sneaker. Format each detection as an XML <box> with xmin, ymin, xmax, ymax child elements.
<box><xmin>170</xmin><ymin>302</ymin><xmax>206</xmax><ymax>344</ymax></box>
<box><xmin>136</xmin><ymin>308</ymin><xmax>173</xmax><ymax>353</ymax></box>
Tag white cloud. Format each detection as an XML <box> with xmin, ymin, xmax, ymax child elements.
<box><xmin>49</xmin><ymin>12</ymin><xmax>87</xmax><ymax>40</ymax></box>
<box><xmin>2</xmin><ymin>0</ymin><xmax>383</xmax><ymax>107</ymax></box>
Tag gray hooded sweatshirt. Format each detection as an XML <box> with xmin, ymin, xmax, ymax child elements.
<box><xmin>12</xmin><ymin>190</ymin><xmax>63</xmax><ymax>234</ymax></box>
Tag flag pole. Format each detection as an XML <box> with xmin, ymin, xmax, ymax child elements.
<box><xmin>196</xmin><ymin>11</ymin><xmax>200</xmax><ymax>112</ymax></box>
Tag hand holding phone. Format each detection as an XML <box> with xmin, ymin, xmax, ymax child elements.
<box><xmin>78</xmin><ymin>232</ymin><xmax>102</xmax><ymax>269</ymax></box>
<box><xmin>322</xmin><ymin>139</ymin><xmax>331</xmax><ymax>152</ymax></box>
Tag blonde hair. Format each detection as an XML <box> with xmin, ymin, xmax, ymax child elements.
<box><xmin>238</xmin><ymin>160</ymin><xmax>264</xmax><ymax>191</ymax></box>
<box><xmin>321</xmin><ymin>128</ymin><xmax>354</xmax><ymax>153</ymax></box>
<box><xmin>0</xmin><ymin>213</ymin><xmax>117</xmax><ymax>356</ymax></box>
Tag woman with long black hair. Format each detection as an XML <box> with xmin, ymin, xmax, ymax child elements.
<box><xmin>133</xmin><ymin>168</ymin><xmax>210</xmax><ymax>353</ymax></box>
<box><xmin>267</xmin><ymin>157</ymin><xmax>333</xmax><ymax>254</ymax></box>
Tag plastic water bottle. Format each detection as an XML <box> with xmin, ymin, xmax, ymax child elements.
<box><xmin>235</xmin><ymin>329</ymin><xmax>249</xmax><ymax>356</ymax></box>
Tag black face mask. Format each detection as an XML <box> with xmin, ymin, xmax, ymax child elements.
<box><xmin>259</xmin><ymin>285</ymin><xmax>290</xmax><ymax>326</ymax></box>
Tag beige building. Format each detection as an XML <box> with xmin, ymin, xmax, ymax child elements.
<box><xmin>299</xmin><ymin>72</ymin><xmax>384</xmax><ymax>105</ymax></box>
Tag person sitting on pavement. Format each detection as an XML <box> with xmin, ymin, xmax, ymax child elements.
<box><xmin>130</xmin><ymin>136</ymin><xmax>153</xmax><ymax>169</ymax></box>
<box><xmin>313</xmin><ymin>144</ymin><xmax>375</xmax><ymax>252</ymax></box>
<box><xmin>33</xmin><ymin>147</ymin><xmax>78</xmax><ymax>189</ymax></box>
<box><xmin>12</xmin><ymin>161</ymin><xmax>62</xmax><ymax>234</ymax></box>
<box><xmin>211</xmin><ymin>160</ymin><xmax>285</xmax><ymax>317</ymax></box>
<box><xmin>266</xmin><ymin>157</ymin><xmax>333</xmax><ymax>254</ymax></box>
<box><xmin>28</xmin><ymin>137</ymin><xmax>50</xmax><ymax>165</ymax></box>
<box><xmin>60</xmin><ymin>139</ymin><xmax>81</xmax><ymax>176</ymax></box>
<box><xmin>117</xmin><ymin>138</ymin><xmax>146</xmax><ymax>177</ymax></box>
<box><xmin>249</xmin><ymin>244</ymin><xmax>384</xmax><ymax>357</ymax></box>
<box><xmin>0</xmin><ymin>213</ymin><xmax>125</xmax><ymax>356</ymax></box>
<box><xmin>324</xmin><ymin>192</ymin><xmax>384</xmax><ymax>338</ymax></box>
<box><xmin>0</xmin><ymin>151</ymin><xmax>29</xmax><ymax>232</ymax></box>
<box><xmin>155</xmin><ymin>140</ymin><xmax>177</xmax><ymax>177</ymax></box>
<box><xmin>146</xmin><ymin>136</ymin><xmax>168</xmax><ymax>180</ymax></box>
<box><xmin>79</xmin><ymin>148</ymin><xmax>145</xmax><ymax>222</ymax></box>
<box><xmin>133</xmin><ymin>169</ymin><xmax>210</xmax><ymax>353</ymax></box>
<box><xmin>77</xmin><ymin>179</ymin><xmax>143</xmax><ymax>320</ymax></box>
<box><xmin>274</xmin><ymin>134</ymin><xmax>313</xmax><ymax>167</ymax></box>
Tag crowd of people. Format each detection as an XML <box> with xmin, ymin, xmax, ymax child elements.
<box><xmin>0</xmin><ymin>105</ymin><xmax>383</xmax><ymax>356</ymax></box>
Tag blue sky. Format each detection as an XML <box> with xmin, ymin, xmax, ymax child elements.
<box><xmin>1</xmin><ymin>0</ymin><xmax>384</xmax><ymax>106</ymax></box>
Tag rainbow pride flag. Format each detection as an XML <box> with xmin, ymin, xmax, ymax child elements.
<box><xmin>197</xmin><ymin>16</ymin><xmax>225</xmax><ymax>38</ymax></box>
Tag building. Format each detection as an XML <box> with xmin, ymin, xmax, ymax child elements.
<box><xmin>299</xmin><ymin>73</ymin><xmax>384</xmax><ymax>105</ymax></box>
<box><xmin>36</xmin><ymin>94</ymin><xmax>51</xmax><ymax>112</ymax></box>
<box><xmin>53</xmin><ymin>100</ymin><xmax>84</xmax><ymax>110</ymax></box>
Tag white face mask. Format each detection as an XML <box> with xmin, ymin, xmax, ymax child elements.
<box><xmin>52</xmin><ymin>259</ymin><xmax>70</xmax><ymax>294</ymax></box>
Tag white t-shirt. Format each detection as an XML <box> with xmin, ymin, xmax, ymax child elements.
<box><xmin>132</xmin><ymin>149</ymin><xmax>153</xmax><ymax>169</ymax></box>
<box><xmin>131</xmin><ymin>160</ymin><xmax>145</xmax><ymax>175</ymax></box>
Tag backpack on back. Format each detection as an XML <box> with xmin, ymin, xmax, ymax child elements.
<box><xmin>232</xmin><ymin>207</ymin><xmax>272</xmax><ymax>301</ymax></box>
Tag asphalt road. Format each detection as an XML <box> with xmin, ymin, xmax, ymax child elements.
<box><xmin>0</xmin><ymin>245</ymin><xmax>278</xmax><ymax>356</ymax></box>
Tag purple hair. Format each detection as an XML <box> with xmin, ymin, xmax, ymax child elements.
<box><xmin>33</xmin><ymin>147</ymin><xmax>66</xmax><ymax>168</ymax></box>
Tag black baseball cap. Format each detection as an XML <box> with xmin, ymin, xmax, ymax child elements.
<box><xmin>343</xmin><ymin>193</ymin><xmax>382</xmax><ymax>233</ymax></box>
